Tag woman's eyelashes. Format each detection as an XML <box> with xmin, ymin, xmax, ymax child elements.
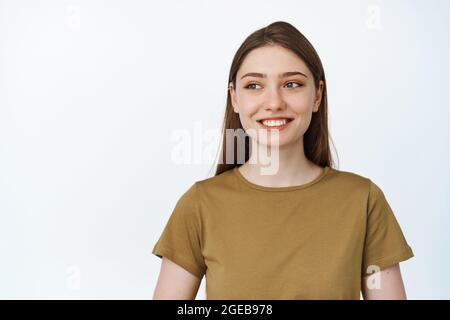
<box><xmin>244</xmin><ymin>81</ymin><xmax>304</xmax><ymax>90</ymax></box>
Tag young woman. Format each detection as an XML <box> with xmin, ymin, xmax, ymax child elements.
<box><xmin>152</xmin><ymin>21</ymin><xmax>414</xmax><ymax>300</ymax></box>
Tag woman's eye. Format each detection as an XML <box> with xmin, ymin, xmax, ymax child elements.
<box><xmin>285</xmin><ymin>82</ymin><xmax>303</xmax><ymax>88</ymax></box>
<box><xmin>245</xmin><ymin>83</ymin><xmax>261</xmax><ymax>90</ymax></box>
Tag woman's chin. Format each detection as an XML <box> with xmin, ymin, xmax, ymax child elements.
<box><xmin>255</xmin><ymin>136</ymin><xmax>296</xmax><ymax>148</ymax></box>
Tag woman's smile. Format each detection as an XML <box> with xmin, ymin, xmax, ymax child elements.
<box><xmin>256</xmin><ymin>117</ymin><xmax>294</xmax><ymax>131</ymax></box>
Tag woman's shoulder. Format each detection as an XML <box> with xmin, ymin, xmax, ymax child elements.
<box><xmin>327</xmin><ymin>166</ymin><xmax>374</xmax><ymax>192</ymax></box>
<box><xmin>193</xmin><ymin>167</ymin><xmax>236</xmax><ymax>189</ymax></box>
<box><xmin>329</xmin><ymin>166</ymin><xmax>396</xmax><ymax>202</ymax></box>
<box><xmin>329</xmin><ymin>166</ymin><xmax>370</xmax><ymax>181</ymax></box>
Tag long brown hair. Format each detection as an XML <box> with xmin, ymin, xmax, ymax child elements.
<box><xmin>212</xmin><ymin>21</ymin><xmax>338</xmax><ymax>176</ymax></box>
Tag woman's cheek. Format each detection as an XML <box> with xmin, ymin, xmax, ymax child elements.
<box><xmin>240</xmin><ymin>101</ymin><xmax>261</xmax><ymax>120</ymax></box>
<box><xmin>288</xmin><ymin>95</ymin><xmax>312</xmax><ymax>114</ymax></box>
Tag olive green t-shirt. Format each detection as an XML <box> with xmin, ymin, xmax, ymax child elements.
<box><xmin>152</xmin><ymin>166</ymin><xmax>414</xmax><ymax>299</ymax></box>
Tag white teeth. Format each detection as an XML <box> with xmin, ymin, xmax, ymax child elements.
<box><xmin>261</xmin><ymin>119</ymin><xmax>289</xmax><ymax>127</ymax></box>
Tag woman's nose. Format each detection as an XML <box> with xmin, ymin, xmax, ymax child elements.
<box><xmin>264</xmin><ymin>87</ymin><xmax>286</xmax><ymax>111</ymax></box>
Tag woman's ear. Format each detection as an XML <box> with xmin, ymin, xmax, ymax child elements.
<box><xmin>313</xmin><ymin>80</ymin><xmax>324</xmax><ymax>112</ymax></box>
<box><xmin>229</xmin><ymin>82</ymin><xmax>238</xmax><ymax>114</ymax></box>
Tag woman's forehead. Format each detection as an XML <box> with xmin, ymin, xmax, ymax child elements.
<box><xmin>237</xmin><ymin>46</ymin><xmax>311</xmax><ymax>79</ymax></box>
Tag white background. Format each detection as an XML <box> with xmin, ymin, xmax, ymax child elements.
<box><xmin>1</xmin><ymin>0</ymin><xmax>449</xmax><ymax>299</ymax></box>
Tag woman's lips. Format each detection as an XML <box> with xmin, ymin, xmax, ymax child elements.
<box><xmin>257</xmin><ymin>118</ymin><xmax>293</xmax><ymax>131</ymax></box>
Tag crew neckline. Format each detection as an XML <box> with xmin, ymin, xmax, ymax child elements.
<box><xmin>233</xmin><ymin>165</ymin><xmax>331</xmax><ymax>192</ymax></box>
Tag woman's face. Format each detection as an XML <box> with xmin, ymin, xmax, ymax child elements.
<box><xmin>230</xmin><ymin>45</ymin><xmax>324</xmax><ymax>147</ymax></box>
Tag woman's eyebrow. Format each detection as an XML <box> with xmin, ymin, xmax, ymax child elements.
<box><xmin>240</xmin><ymin>71</ymin><xmax>308</xmax><ymax>79</ymax></box>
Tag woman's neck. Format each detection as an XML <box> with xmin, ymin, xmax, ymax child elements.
<box><xmin>238</xmin><ymin>139</ymin><xmax>324</xmax><ymax>188</ymax></box>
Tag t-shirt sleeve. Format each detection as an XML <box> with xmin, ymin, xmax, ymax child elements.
<box><xmin>152</xmin><ymin>182</ymin><xmax>206</xmax><ymax>279</ymax></box>
<box><xmin>362</xmin><ymin>180</ymin><xmax>414</xmax><ymax>276</ymax></box>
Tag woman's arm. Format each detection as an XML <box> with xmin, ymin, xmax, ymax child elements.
<box><xmin>361</xmin><ymin>263</ymin><xmax>408</xmax><ymax>300</ymax></box>
<box><xmin>152</xmin><ymin>257</ymin><xmax>202</xmax><ymax>300</ymax></box>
